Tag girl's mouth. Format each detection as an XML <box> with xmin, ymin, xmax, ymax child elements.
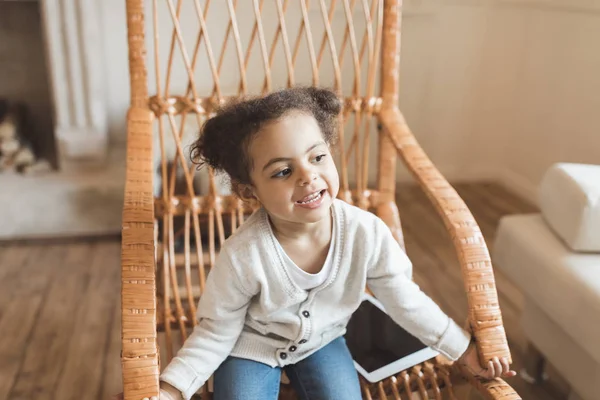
<box><xmin>296</xmin><ymin>190</ymin><xmax>326</xmax><ymax>208</ymax></box>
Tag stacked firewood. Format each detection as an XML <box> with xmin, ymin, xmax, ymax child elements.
<box><xmin>0</xmin><ymin>99</ymin><xmax>50</xmax><ymax>174</ymax></box>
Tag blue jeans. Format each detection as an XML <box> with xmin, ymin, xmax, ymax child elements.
<box><xmin>213</xmin><ymin>336</ymin><xmax>362</xmax><ymax>400</ymax></box>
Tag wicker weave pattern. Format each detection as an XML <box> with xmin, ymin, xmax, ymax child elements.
<box><xmin>122</xmin><ymin>1</ymin><xmax>520</xmax><ymax>399</ymax></box>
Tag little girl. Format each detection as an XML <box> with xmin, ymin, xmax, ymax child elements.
<box><xmin>152</xmin><ymin>87</ymin><xmax>515</xmax><ymax>400</ymax></box>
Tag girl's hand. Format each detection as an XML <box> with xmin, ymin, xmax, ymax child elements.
<box><xmin>111</xmin><ymin>382</ymin><xmax>182</xmax><ymax>400</ymax></box>
<box><xmin>458</xmin><ymin>341</ymin><xmax>517</xmax><ymax>380</ymax></box>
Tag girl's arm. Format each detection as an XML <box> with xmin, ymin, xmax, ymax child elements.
<box><xmin>159</xmin><ymin>253</ymin><xmax>254</xmax><ymax>400</ymax></box>
<box><xmin>365</xmin><ymin>217</ymin><xmax>471</xmax><ymax>361</ymax></box>
<box><xmin>365</xmin><ymin>216</ymin><xmax>516</xmax><ymax>379</ymax></box>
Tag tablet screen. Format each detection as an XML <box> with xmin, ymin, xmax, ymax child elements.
<box><xmin>345</xmin><ymin>299</ymin><xmax>429</xmax><ymax>373</ymax></box>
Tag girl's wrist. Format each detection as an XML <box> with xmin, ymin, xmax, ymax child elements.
<box><xmin>458</xmin><ymin>338</ymin><xmax>476</xmax><ymax>363</ymax></box>
<box><xmin>159</xmin><ymin>381</ymin><xmax>184</xmax><ymax>400</ymax></box>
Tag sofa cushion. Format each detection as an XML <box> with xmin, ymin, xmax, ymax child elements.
<box><xmin>539</xmin><ymin>163</ymin><xmax>600</xmax><ymax>252</ymax></box>
<box><xmin>493</xmin><ymin>214</ymin><xmax>600</xmax><ymax>363</ymax></box>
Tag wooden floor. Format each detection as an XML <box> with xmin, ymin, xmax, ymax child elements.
<box><xmin>0</xmin><ymin>183</ymin><xmax>569</xmax><ymax>400</ymax></box>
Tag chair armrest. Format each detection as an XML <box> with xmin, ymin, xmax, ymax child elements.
<box><xmin>456</xmin><ymin>364</ymin><xmax>523</xmax><ymax>400</ymax></box>
<box><xmin>121</xmin><ymin>107</ymin><xmax>160</xmax><ymax>400</ymax></box>
<box><xmin>379</xmin><ymin>107</ymin><xmax>512</xmax><ymax>366</ymax></box>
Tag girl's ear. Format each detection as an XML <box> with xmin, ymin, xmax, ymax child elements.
<box><xmin>236</xmin><ymin>183</ymin><xmax>261</xmax><ymax>207</ymax></box>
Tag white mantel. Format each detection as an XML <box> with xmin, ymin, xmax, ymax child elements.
<box><xmin>41</xmin><ymin>0</ymin><xmax>109</xmax><ymax>168</ymax></box>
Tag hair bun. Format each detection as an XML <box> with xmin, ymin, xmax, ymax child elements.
<box><xmin>307</xmin><ymin>87</ymin><xmax>342</xmax><ymax>116</ymax></box>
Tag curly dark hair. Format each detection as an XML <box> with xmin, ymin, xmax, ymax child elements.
<box><xmin>190</xmin><ymin>86</ymin><xmax>342</xmax><ymax>190</ymax></box>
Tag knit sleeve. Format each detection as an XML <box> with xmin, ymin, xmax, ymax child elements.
<box><xmin>159</xmin><ymin>251</ymin><xmax>254</xmax><ymax>399</ymax></box>
<box><xmin>365</xmin><ymin>217</ymin><xmax>471</xmax><ymax>361</ymax></box>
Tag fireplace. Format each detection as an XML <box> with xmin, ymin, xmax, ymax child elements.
<box><xmin>0</xmin><ymin>0</ymin><xmax>123</xmax><ymax>239</ymax></box>
<box><xmin>0</xmin><ymin>2</ymin><xmax>55</xmax><ymax>172</ymax></box>
<box><xmin>0</xmin><ymin>0</ymin><xmax>111</xmax><ymax>172</ymax></box>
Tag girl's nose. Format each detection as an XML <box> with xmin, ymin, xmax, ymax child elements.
<box><xmin>298</xmin><ymin>167</ymin><xmax>317</xmax><ymax>186</ymax></box>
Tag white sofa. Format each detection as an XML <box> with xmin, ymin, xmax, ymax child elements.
<box><xmin>493</xmin><ymin>163</ymin><xmax>600</xmax><ymax>400</ymax></box>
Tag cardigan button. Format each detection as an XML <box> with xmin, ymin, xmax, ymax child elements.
<box><xmin>299</xmin><ymin>339</ymin><xmax>307</xmax><ymax>344</ymax></box>
<box><xmin>289</xmin><ymin>345</ymin><xmax>297</xmax><ymax>352</ymax></box>
<box><xmin>302</xmin><ymin>310</ymin><xmax>310</xmax><ymax>318</ymax></box>
<box><xmin>280</xmin><ymin>352</ymin><xmax>288</xmax><ymax>360</ymax></box>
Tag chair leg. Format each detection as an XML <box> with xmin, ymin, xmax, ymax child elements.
<box><xmin>520</xmin><ymin>342</ymin><xmax>548</xmax><ymax>384</ymax></box>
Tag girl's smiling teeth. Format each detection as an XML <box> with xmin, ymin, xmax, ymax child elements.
<box><xmin>296</xmin><ymin>190</ymin><xmax>326</xmax><ymax>204</ymax></box>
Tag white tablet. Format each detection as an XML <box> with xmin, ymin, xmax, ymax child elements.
<box><xmin>344</xmin><ymin>293</ymin><xmax>440</xmax><ymax>383</ymax></box>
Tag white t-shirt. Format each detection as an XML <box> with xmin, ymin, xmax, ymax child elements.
<box><xmin>275</xmin><ymin>215</ymin><xmax>336</xmax><ymax>290</ymax></box>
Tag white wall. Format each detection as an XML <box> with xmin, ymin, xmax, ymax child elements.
<box><xmin>399</xmin><ymin>0</ymin><xmax>600</xmax><ymax>204</ymax></box>
<box><xmin>468</xmin><ymin>0</ymin><xmax>600</xmax><ymax>203</ymax></box>
<box><xmin>397</xmin><ymin>1</ymin><xmax>493</xmax><ymax>181</ymax></box>
<box><xmin>100</xmin><ymin>0</ymin><xmax>600</xmax><ymax>204</ymax></box>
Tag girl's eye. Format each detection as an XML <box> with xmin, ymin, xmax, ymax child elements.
<box><xmin>272</xmin><ymin>168</ymin><xmax>292</xmax><ymax>178</ymax></box>
<box><xmin>314</xmin><ymin>154</ymin><xmax>326</xmax><ymax>163</ymax></box>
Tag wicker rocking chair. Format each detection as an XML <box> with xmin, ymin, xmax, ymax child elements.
<box><xmin>120</xmin><ymin>0</ymin><xmax>521</xmax><ymax>399</ymax></box>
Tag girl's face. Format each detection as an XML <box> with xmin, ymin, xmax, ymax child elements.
<box><xmin>245</xmin><ymin>112</ymin><xmax>340</xmax><ymax>227</ymax></box>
